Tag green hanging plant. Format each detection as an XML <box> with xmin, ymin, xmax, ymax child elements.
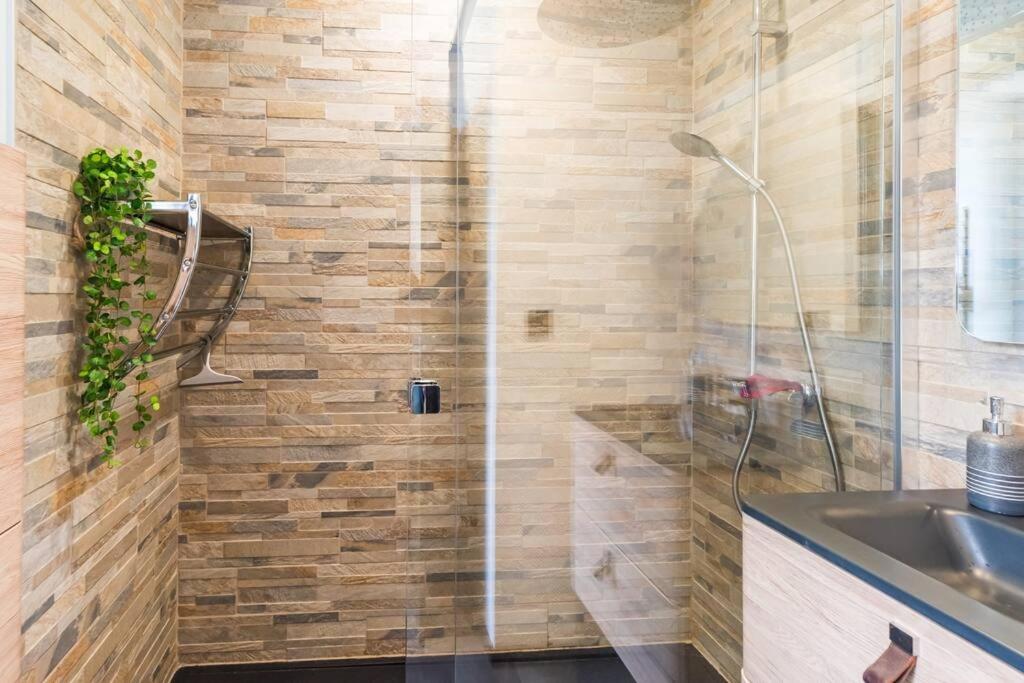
<box><xmin>73</xmin><ymin>147</ymin><xmax>162</xmax><ymax>466</ymax></box>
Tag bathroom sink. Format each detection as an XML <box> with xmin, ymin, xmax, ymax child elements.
<box><xmin>814</xmin><ymin>499</ymin><xmax>1024</xmax><ymax>623</ymax></box>
<box><xmin>743</xmin><ymin>489</ymin><xmax>1024</xmax><ymax>673</ymax></box>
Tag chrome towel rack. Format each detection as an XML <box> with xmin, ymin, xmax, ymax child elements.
<box><xmin>120</xmin><ymin>193</ymin><xmax>253</xmax><ymax>387</ymax></box>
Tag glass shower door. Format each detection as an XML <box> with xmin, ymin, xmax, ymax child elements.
<box><xmin>403</xmin><ymin>0</ymin><xmax>460</xmax><ymax>681</ymax></box>
<box><xmin>688</xmin><ymin>0</ymin><xmax>896</xmax><ymax>673</ymax></box>
<box><xmin>449</xmin><ymin>1</ymin><xmax>695</xmax><ymax>680</ymax></box>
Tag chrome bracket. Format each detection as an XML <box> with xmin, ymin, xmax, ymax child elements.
<box><xmin>114</xmin><ymin>193</ymin><xmax>253</xmax><ymax>387</ymax></box>
<box><xmin>178</xmin><ymin>343</ymin><xmax>242</xmax><ymax>387</ymax></box>
<box><xmin>177</xmin><ymin>225</ymin><xmax>253</xmax><ymax>387</ymax></box>
<box><xmin>749</xmin><ymin>20</ymin><xmax>787</xmax><ymax>36</ymax></box>
<box><xmin>116</xmin><ymin>194</ymin><xmax>202</xmax><ymax>378</ymax></box>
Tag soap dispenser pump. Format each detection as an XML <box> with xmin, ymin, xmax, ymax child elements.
<box><xmin>967</xmin><ymin>396</ymin><xmax>1024</xmax><ymax>516</ymax></box>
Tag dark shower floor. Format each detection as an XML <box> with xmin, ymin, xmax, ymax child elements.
<box><xmin>173</xmin><ymin>644</ymin><xmax>725</xmax><ymax>683</ymax></box>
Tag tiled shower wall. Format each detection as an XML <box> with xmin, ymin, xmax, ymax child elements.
<box><xmin>176</xmin><ymin>0</ymin><xmax>694</xmax><ymax>665</ymax></box>
<box><xmin>7</xmin><ymin>0</ymin><xmax>994</xmax><ymax>680</ymax></box>
<box><xmin>689</xmin><ymin>0</ymin><xmax>894</xmax><ymax>678</ymax></box>
<box><xmin>16</xmin><ymin>0</ymin><xmax>184</xmax><ymax>681</ymax></box>
<box><xmin>176</xmin><ymin>0</ymin><xmax>460</xmax><ymax>665</ymax></box>
<box><xmin>0</xmin><ymin>142</ymin><xmax>27</xmax><ymax>682</ymax></box>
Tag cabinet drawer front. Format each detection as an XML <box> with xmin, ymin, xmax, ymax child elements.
<box><xmin>572</xmin><ymin>505</ymin><xmax>682</xmax><ymax>635</ymax></box>
<box><xmin>743</xmin><ymin>517</ymin><xmax>1023</xmax><ymax>683</ymax></box>
<box><xmin>572</xmin><ymin>507</ymin><xmax>684</xmax><ymax>683</ymax></box>
<box><xmin>571</xmin><ymin>415</ymin><xmax>689</xmax><ymax>603</ymax></box>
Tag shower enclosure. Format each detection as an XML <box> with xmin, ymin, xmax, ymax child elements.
<box><xmin>406</xmin><ymin>0</ymin><xmax>898</xmax><ymax>680</ymax></box>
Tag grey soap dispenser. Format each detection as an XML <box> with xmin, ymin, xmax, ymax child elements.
<box><xmin>967</xmin><ymin>396</ymin><xmax>1024</xmax><ymax>516</ymax></box>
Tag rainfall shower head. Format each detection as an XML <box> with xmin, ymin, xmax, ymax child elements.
<box><xmin>537</xmin><ymin>0</ymin><xmax>688</xmax><ymax>49</ymax></box>
<box><xmin>669</xmin><ymin>131</ymin><xmax>720</xmax><ymax>159</ymax></box>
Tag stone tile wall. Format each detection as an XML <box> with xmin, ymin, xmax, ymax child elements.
<box><xmin>176</xmin><ymin>0</ymin><xmax>461</xmax><ymax>666</ymax></box>
<box><xmin>16</xmin><ymin>1</ymin><xmax>184</xmax><ymax>681</ymax></box>
<box><xmin>0</xmin><ymin>143</ymin><xmax>27</xmax><ymax>682</ymax></box>
<box><xmin>9</xmin><ymin>0</ymin><xmax>985</xmax><ymax>679</ymax></box>
<box><xmin>177</xmin><ymin>0</ymin><xmax>693</xmax><ymax>666</ymax></box>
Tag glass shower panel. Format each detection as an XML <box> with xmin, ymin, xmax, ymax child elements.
<box><xmin>452</xmin><ymin>0</ymin><xmax>694</xmax><ymax>680</ymax></box>
<box><xmin>427</xmin><ymin>0</ymin><xmax>896</xmax><ymax>681</ymax></box>
<box><xmin>690</xmin><ymin>0</ymin><xmax>894</xmax><ymax>678</ymax></box>
<box><xmin>404</xmin><ymin>0</ymin><xmax>461</xmax><ymax>681</ymax></box>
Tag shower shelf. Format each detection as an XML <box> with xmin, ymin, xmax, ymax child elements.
<box><xmin>119</xmin><ymin>193</ymin><xmax>253</xmax><ymax>388</ymax></box>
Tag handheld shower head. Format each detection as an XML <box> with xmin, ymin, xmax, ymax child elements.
<box><xmin>670</xmin><ymin>130</ymin><xmax>764</xmax><ymax>190</ymax></box>
<box><xmin>669</xmin><ymin>131</ymin><xmax>720</xmax><ymax>158</ymax></box>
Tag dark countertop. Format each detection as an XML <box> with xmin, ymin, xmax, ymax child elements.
<box><xmin>743</xmin><ymin>489</ymin><xmax>1024</xmax><ymax>673</ymax></box>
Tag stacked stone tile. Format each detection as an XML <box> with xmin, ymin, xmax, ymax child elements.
<box><xmin>17</xmin><ymin>1</ymin><xmax>184</xmax><ymax>681</ymax></box>
<box><xmin>12</xmin><ymin>1</ymin><xmax>992</xmax><ymax>682</ymax></box>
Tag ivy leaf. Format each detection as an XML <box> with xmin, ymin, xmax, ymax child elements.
<box><xmin>73</xmin><ymin>146</ymin><xmax>160</xmax><ymax>467</ymax></box>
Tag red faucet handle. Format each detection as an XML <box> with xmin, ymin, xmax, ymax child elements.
<box><xmin>740</xmin><ymin>374</ymin><xmax>804</xmax><ymax>400</ymax></box>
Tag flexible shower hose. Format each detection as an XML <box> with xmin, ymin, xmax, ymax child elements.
<box><xmin>731</xmin><ymin>187</ymin><xmax>845</xmax><ymax>514</ymax></box>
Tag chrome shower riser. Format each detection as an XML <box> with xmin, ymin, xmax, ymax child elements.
<box><xmin>731</xmin><ymin>0</ymin><xmax>843</xmax><ymax>512</ymax></box>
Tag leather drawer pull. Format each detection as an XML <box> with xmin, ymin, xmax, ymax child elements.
<box><xmin>863</xmin><ymin>642</ymin><xmax>917</xmax><ymax>683</ymax></box>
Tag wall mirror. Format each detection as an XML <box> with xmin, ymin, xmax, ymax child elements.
<box><xmin>957</xmin><ymin>0</ymin><xmax>1024</xmax><ymax>343</ymax></box>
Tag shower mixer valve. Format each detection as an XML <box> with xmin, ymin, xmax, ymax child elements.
<box><xmin>719</xmin><ymin>374</ymin><xmax>815</xmax><ymax>404</ymax></box>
